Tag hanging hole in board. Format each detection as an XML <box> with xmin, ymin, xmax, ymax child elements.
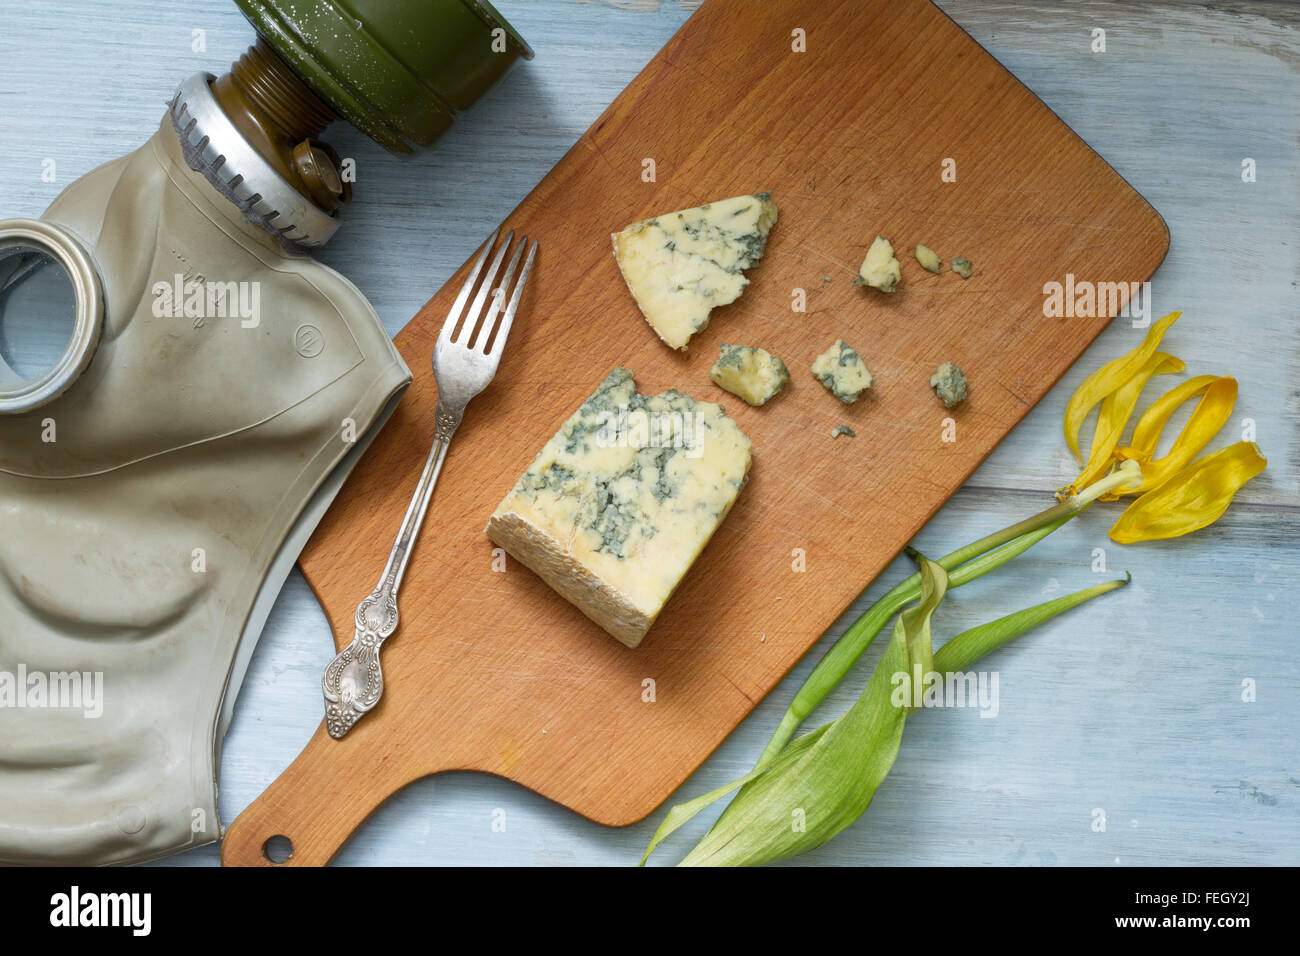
<box><xmin>262</xmin><ymin>834</ymin><xmax>294</xmax><ymax>864</ymax></box>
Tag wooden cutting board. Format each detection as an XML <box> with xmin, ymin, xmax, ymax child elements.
<box><xmin>221</xmin><ymin>0</ymin><xmax>1167</xmax><ymax>865</ymax></box>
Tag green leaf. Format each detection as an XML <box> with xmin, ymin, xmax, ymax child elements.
<box><xmin>933</xmin><ymin>574</ymin><xmax>1131</xmax><ymax>674</ymax></box>
<box><xmin>677</xmin><ymin>627</ymin><xmax>911</xmax><ymax>866</ymax></box>
<box><xmin>638</xmin><ymin>725</ymin><xmax>831</xmax><ymax>866</ymax></box>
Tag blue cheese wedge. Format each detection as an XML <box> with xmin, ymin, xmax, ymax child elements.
<box><xmin>855</xmin><ymin>235</ymin><xmax>901</xmax><ymax>292</ymax></box>
<box><xmin>612</xmin><ymin>193</ymin><xmax>779</xmax><ymax>350</ymax></box>
<box><xmin>929</xmin><ymin>361</ymin><xmax>968</xmax><ymax>407</ymax></box>
<box><xmin>812</xmin><ymin>339</ymin><xmax>874</xmax><ymax>403</ymax></box>
<box><xmin>485</xmin><ymin>368</ymin><xmax>752</xmax><ymax>648</ymax></box>
<box><xmin>710</xmin><ymin>343</ymin><xmax>790</xmax><ymax>406</ymax></box>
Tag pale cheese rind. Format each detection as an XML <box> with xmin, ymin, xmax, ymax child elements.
<box><xmin>612</xmin><ymin>193</ymin><xmax>779</xmax><ymax>350</ymax></box>
<box><xmin>485</xmin><ymin>369</ymin><xmax>752</xmax><ymax>647</ymax></box>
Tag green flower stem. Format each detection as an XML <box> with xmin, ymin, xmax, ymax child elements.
<box><xmin>752</xmin><ymin>463</ymin><xmax>1141</xmax><ymax>771</ymax></box>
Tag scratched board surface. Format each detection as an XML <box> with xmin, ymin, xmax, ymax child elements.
<box><xmin>210</xmin><ymin>0</ymin><xmax>1178</xmax><ymax>865</ymax></box>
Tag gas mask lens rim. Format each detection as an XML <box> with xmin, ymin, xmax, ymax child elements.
<box><xmin>0</xmin><ymin>219</ymin><xmax>104</xmax><ymax>415</ymax></box>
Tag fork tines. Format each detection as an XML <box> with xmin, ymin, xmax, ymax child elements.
<box><xmin>441</xmin><ymin>228</ymin><xmax>539</xmax><ymax>356</ymax></box>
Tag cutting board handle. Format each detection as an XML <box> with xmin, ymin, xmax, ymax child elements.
<box><xmin>220</xmin><ymin>722</ymin><xmax>422</xmax><ymax>866</ymax></box>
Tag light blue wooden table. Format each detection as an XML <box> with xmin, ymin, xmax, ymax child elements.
<box><xmin>1</xmin><ymin>0</ymin><xmax>1296</xmax><ymax>866</ymax></box>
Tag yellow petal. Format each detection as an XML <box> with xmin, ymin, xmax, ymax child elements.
<box><xmin>1109</xmin><ymin>442</ymin><xmax>1266</xmax><ymax>544</ymax></box>
<box><xmin>1125</xmin><ymin>374</ymin><xmax>1222</xmax><ymax>461</ymax></box>
<box><xmin>1106</xmin><ymin>376</ymin><xmax>1238</xmax><ymax>499</ymax></box>
<box><xmin>1072</xmin><ymin>352</ymin><xmax>1184</xmax><ymax>490</ymax></box>
<box><xmin>1063</xmin><ymin>311</ymin><xmax>1181</xmax><ymax>465</ymax></box>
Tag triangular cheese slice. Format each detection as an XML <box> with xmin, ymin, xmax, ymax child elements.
<box><xmin>612</xmin><ymin>192</ymin><xmax>778</xmax><ymax>350</ymax></box>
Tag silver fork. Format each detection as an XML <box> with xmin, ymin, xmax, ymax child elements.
<box><xmin>322</xmin><ymin>228</ymin><xmax>538</xmax><ymax>739</ymax></box>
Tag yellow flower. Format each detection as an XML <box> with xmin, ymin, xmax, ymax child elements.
<box><xmin>1060</xmin><ymin>313</ymin><xmax>1265</xmax><ymax>543</ymax></box>
<box><xmin>1109</xmin><ymin>443</ymin><xmax>1267</xmax><ymax>543</ymax></box>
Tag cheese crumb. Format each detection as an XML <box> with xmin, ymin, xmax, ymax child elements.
<box><xmin>929</xmin><ymin>361</ymin><xmax>968</xmax><ymax>408</ymax></box>
<box><xmin>710</xmin><ymin>343</ymin><xmax>790</xmax><ymax>407</ymax></box>
<box><xmin>812</xmin><ymin>339</ymin><xmax>874</xmax><ymax>403</ymax></box>
<box><xmin>855</xmin><ymin>235</ymin><xmax>901</xmax><ymax>293</ymax></box>
<box><xmin>915</xmin><ymin>244</ymin><xmax>942</xmax><ymax>274</ymax></box>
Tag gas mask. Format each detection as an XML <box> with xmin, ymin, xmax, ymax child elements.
<box><xmin>0</xmin><ymin>0</ymin><xmax>530</xmax><ymax>865</ymax></box>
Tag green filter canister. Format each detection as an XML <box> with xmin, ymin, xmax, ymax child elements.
<box><xmin>233</xmin><ymin>0</ymin><xmax>533</xmax><ymax>153</ymax></box>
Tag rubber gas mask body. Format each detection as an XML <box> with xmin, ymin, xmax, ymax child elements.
<box><xmin>0</xmin><ymin>0</ymin><xmax>530</xmax><ymax>865</ymax></box>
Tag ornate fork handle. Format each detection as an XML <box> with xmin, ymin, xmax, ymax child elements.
<box><xmin>322</xmin><ymin>404</ymin><xmax>462</xmax><ymax>738</ymax></box>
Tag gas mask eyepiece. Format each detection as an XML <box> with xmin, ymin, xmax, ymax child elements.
<box><xmin>0</xmin><ymin>219</ymin><xmax>103</xmax><ymax>415</ymax></box>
